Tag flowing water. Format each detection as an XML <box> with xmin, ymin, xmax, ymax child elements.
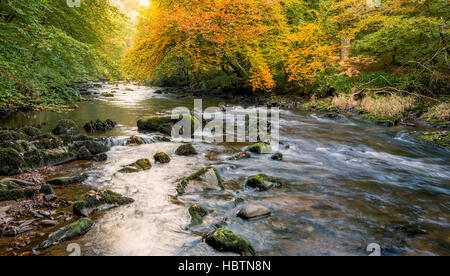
<box><xmin>1</xmin><ymin>82</ymin><xmax>449</xmax><ymax>256</ymax></box>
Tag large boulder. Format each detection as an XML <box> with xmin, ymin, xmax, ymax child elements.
<box><xmin>83</xmin><ymin>119</ymin><xmax>117</xmax><ymax>133</ymax></box>
<box><xmin>37</xmin><ymin>218</ymin><xmax>94</xmax><ymax>249</ymax></box>
<box><xmin>73</xmin><ymin>190</ymin><xmax>134</xmax><ymax>217</ymax></box>
<box><xmin>137</xmin><ymin>114</ymin><xmax>198</xmax><ymax>136</ymax></box>
<box><xmin>177</xmin><ymin>166</ymin><xmax>224</xmax><ymax>195</ymax></box>
<box><xmin>47</xmin><ymin>174</ymin><xmax>88</xmax><ymax>186</ymax></box>
<box><xmin>52</xmin><ymin>119</ymin><xmax>80</xmax><ymax>135</ymax></box>
<box><xmin>118</xmin><ymin>159</ymin><xmax>152</xmax><ymax>173</ymax></box>
<box><xmin>126</xmin><ymin>135</ymin><xmax>145</xmax><ymax>146</ymax></box>
<box><xmin>205</xmin><ymin>228</ymin><xmax>256</xmax><ymax>256</ymax></box>
<box><xmin>0</xmin><ymin>148</ymin><xmax>27</xmax><ymax>175</ymax></box>
<box><xmin>175</xmin><ymin>143</ymin><xmax>198</xmax><ymax>156</ymax></box>
<box><xmin>69</xmin><ymin>140</ymin><xmax>109</xmax><ymax>160</ymax></box>
<box><xmin>246</xmin><ymin>174</ymin><xmax>282</xmax><ymax>191</ymax></box>
<box><xmin>238</xmin><ymin>205</ymin><xmax>271</xmax><ymax>219</ymax></box>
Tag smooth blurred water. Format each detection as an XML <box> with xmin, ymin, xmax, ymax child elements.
<box><xmin>1</xmin><ymin>82</ymin><xmax>449</xmax><ymax>256</ymax></box>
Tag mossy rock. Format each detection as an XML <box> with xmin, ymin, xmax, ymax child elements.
<box><xmin>415</xmin><ymin>131</ymin><xmax>449</xmax><ymax>149</ymax></box>
<box><xmin>137</xmin><ymin>114</ymin><xmax>198</xmax><ymax>136</ymax></box>
<box><xmin>47</xmin><ymin>174</ymin><xmax>88</xmax><ymax>186</ymax></box>
<box><xmin>20</xmin><ymin>126</ymin><xmax>42</xmax><ymax>137</ymax></box>
<box><xmin>0</xmin><ymin>141</ymin><xmax>28</xmax><ymax>153</ymax></box>
<box><xmin>228</xmin><ymin>151</ymin><xmax>251</xmax><ymax>161</ymax></box>
<box><xmin>92</xmin><ymin>153</ymin><xmax>108</xmax><ymax>162</ymax></box>
<box><xmin>118</xmin><ymin>159</ymin><xmax>152</xmax><ymax>173</ymax></box>
<box><xmin>188</xmin><ymin>204</ymin><xmax>208</xmax><ymax>226</ymax></box>
<box><xmin>361</xmin><ymin>113</ymin><xmax>400</xmax><ymax>127</ymax></box>
<box><xmin>0</xmin><ymin>148</ymin><xmax>27</xmax><ymax>176</ymax></box>
<box><xmin>103</xmin><ymin>93</ymin><xmax>115</xmax><ymax>97</ymax></box>
<box><xmin>24</xmin><ymin>149</ymin><xmax>76</xmax><ymax>169</ymax></box>
<box><xmin>137</xmin><ymin>115</ymin><xmax>175</xmax><ymax>135</ymax></box>
<box><xmin>246</xmin><ymin>143</ymin><xmax>271</xmax><ymax>154</ymax></box>
<box><xmin>52</xmin><ymin>119</ymin><xmax>80</xmax><ymax>135</ymax></box>
<box><xmin>0</xmin><ymin>181</ymin><xmax>26</xmax><ymax>201</ymax></box>
<box><xmin>73</xmin><ymin>190</ymin><xmax>134</xmax><ymax>217</ymax></box>
<box><xmin>126</xmin><ymin>135</ymin><xmax>145</xmax><ymax>146</ymax></box>
<box><xmin>175</xmin><ymin>143</ymin><xmax>198</xmax><ymax>156</ymax></box>
<box><xmin>33</xmin><ymin>134</ymin><xmax>62</xmax><ymax>149</ymax></box>
<box><xmin>205</xmin><ymin>228</ymin><xmax>256</xmax><ymax>256</ymax></box>
<box><xmin>39</xmin><ymin>184</ymin><xmax>54</xmax><ymax>195</ymax></box>
<box><xmin>177</xmin><ymin>166</ymin><xmax>223</xmax><ymax>195</ymax></box>
<box><xmin>271</xmin><ymin>152</ymin><xmax>283</xmax><ymax>161</ymax></box>
<box><xmin>58</xmin><ymin>134</ymin><xmax>74</xmax><ymax>146</ymax></box>
<box><xmin>38</xmin><ymin>218</ymin><xmax>94</xmax><ymax>249</ymax></box>
<box><xmin>0</xmin><ymin>130</ymin><xmax>29</xmax><ymax>141</ymax></box>
<box><xmin>69</xmin><ymin>140</ymin><xmax>110</xmax><ymax>159</ymax></box>
<box><xmin>246</xmin><ymin>174</ymin><xmax>282</xmax><ymax>191</ymax></box>
<box><xmin>83</xmin><ymin>119</ymin><xmax>117</xmax><ymax>133</ymax></box>
<box><xmin>154</xmin><ymin>152</ymin><xmax>171</xmax><ymax>164</ymax></box>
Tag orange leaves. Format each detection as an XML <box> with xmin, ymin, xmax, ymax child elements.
<box><xmin>284</xmin><ymin>23</ymin><xmax>337</xmax><ymax>84</ymax></box>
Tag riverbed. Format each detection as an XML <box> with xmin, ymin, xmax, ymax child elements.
<box><xmin>1</xmin><ymin>82</ymin><xmax>449</xmax><ymax>256</ymax></box>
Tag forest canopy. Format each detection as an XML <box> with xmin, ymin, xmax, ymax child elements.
<box><xmin>0</xmin><ymin>0</ymin><xmax>130</xmax><ymax>109</ymax></box>
<box><xmin>124</xmin><ymin>0</ymin><xmax>449</xmax><ymax>95</ymax></box>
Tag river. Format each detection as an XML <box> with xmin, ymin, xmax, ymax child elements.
<box><xmin>1</xmin><ymin>82</ymin><xmax>449</xmax><ymax>256</ymax></box>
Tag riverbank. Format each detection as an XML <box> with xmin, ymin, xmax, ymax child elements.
<box><xmin>296</xmin><ymin>94</ymin><xmax>449</xmax><ymax>149</ymax></box>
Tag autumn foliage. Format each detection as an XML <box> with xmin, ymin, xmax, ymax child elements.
<box><xmin>123</xmin><ymin>0</ymin><xmax>338</xmax><ymax>92</ymax></box>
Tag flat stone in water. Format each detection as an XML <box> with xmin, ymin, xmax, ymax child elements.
<box><xmin>238</xmin><ymin>205</ymin><xmax>271</xmax><ymax>219</ymax></box>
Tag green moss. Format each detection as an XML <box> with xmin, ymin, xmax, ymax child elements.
<box><xmin>83</xmin><ymin>119</ymin><xmax>117</xmax><ymax>133</ymax></box>
<box><xmin>302</xmin><ymin>98</ymin><xmax>339</xmax><ymax>112</ymax></box>
<box><xmin>137</xmin><ymin>114</ymin><xmax>199</xmax><ymax>136</ymax></box>
<box><xmin>118</xmin><ymin>159</ymin><xmax>152</xmax><ymax>173</ymax></box>
<box><xmin>47</xmin><ymin>174</ymin><xmax>88</xmax><ymax>186</ymax></box>
<box><xmin>416</xmin><ymin>131</ymin><xmax>449</xmax><ymax>149</ymax></box>
<box><xmin>73</xmin><ymin>190</ymin><xmax>134</xmax><ymax>217</ymax></box>
<box><xmin>271</xmin><ymin>152</ymin><xmax>283</xmax><ymax>161</ymax></box>
<box><xmin>69</xmin><ymin>140</ymin><xmax>110</xmax><ymax>156</ymax></box>
<box><xmin>38</xmin><ymin>218</ymin><xmax>95</xmax><ymax>249</ymax></box>
<box><xmin>0</xmin><ymin>148</ymin><xmax>27</xmax><ymax>175</ymax></box>
<box><xmin>188</xmin><ymin>204</ymin><xmax>208</xmax><ymax>226</ymax></box>
<box><xmin>20</xmin><ymin>126</ymin><xmax>42</xmax><ymax>137</ymax></box>
<box><xmin>52</xmin><ymin>119</ymin><xmax>80</xmax><ymax>135</ymax></box>
<box><xmin>0</xmin><ymin>141</ymin><xmax>26</xmax><ymax>153</ymax></box>
<box><xmin>0</xmin><ymin>130</ymin><xmax>29</xmax><ymax>141</ymax></box>
<box><xmin>39</xmin><ymin>184</ymin><xmax>54</xmax><ymax>195</ymax></box>
<box><xmin>205</xmin><ymin>228</ymin><xmax>256</xmax><ymax>256</ymax></box>
<box><xmin>246</xmin><ymin>143</ymin><xmax>271</xmax><ymax>154</ymax></box>
<box><xmin>177</xmin><ymin>166</ymin><xmax>223</xmax><ymax>195</ymax></box>
<box><xmin>0</xmin><ymin>188</ymin><xmax>26</xmax><ymax>201</ymax></box>
<box><xmin>246</xmin><ymin>174</ymin><xmax>282</xmax><ymax>191</ymax></box>
<box><xmin>360</xmin><ymin>113</ymin><xmax>400</xmax><ymax>127</ymax></box>
<box><xmin>103</xmin><ymin>93</ymin><xmax>115</xmax><ymax>97</ymax></box>
<box><xmin>126</xmin><ymin>135</ymin><xmax>145</xmax><ymax>145</ymax></box>
<box><xmin>175</xmin><ymin>143</ymin><xmax>198</xmax><ymax>156</ymax></box>
<box><xmin>154</xmin><ymin>152</ymin><xmax>171</xmax><ymax>163</ymax></box>
<box><xmin>33</xmin><ymin>134</ymin><xmax>61</xmax><ymax>149</ymax></box>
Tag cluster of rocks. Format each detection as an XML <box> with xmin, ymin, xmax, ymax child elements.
<box><xmin>174</xmin><ymin>141</ymin><xmax>284</xmax><ymax>256</ymax></box>
<box><xmin>0</xmin><ymin>119</ymin><xmax>137</xmax><ymax>254</ymax></box>
<box><xmin>0</xmin><ymin>119</ymin><xmax>113</xmax><ymax>176</ymax></box>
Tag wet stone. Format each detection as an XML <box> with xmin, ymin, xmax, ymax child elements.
<box><xmin>238</xmin><ymin>205</ymin><xmax>271</xmax><ymax>220</ymax></box>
